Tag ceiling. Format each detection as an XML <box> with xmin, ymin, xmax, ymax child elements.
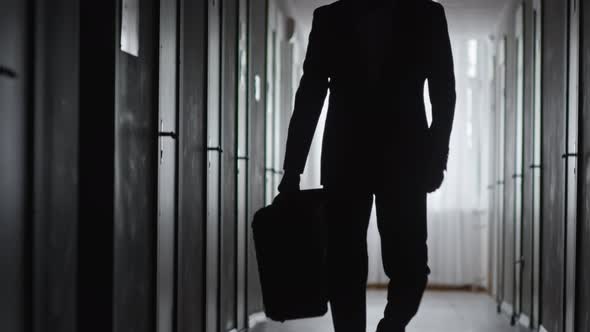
<box><xmin>285</xmin><ymin>0</ymin><xmax>515</xmax><ymax>41</ymax></box>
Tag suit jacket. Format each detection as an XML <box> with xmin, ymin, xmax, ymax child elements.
<box><xmin>283</xmin><ymin>0</ymin><xmax>456</xmax><ymax>189</ymax></box>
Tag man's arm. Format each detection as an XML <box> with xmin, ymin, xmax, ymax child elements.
<box><xmin>427</xmin><ymin>3</ymin><xmax>456</xmax><ymax>170</ymax></box>
<box><xmin>282</xmin><ymin>9</ymin><xmax>330</xmax><ymax>177</ymax></box>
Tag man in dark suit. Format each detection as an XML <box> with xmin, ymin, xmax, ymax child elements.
<box><xmin>279</xmin><ymin>0</ymin><xmax>456</xmax><ymax>331</ymax></box>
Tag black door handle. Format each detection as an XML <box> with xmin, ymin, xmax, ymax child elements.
<box><xmin>158</xmin><ymin>131</ymin><xmax>177</xmax><ymax>139</ymax></box>
<box><xmin>265</xmin><ymin>168</ymin><xmax>283</xmax><ymax>175</ymax></box>
<box><xmin>207</xmin><ymin>147</ymin><xmax>223</xmax><ymax>153</ymax></box>
<box><xmin>530</xmin><ymin>164</ymin><xmax>542</xmax><ymax>169</ymax></box>
<box><xmin>0</xmin><ymin>66</ymin><xmax>17</xmax><ymax>78</ymax></box>
<box><xmin>562</xmin><ymin>153</ymin><xmax>578</xmax><ymax>158</ymax></box>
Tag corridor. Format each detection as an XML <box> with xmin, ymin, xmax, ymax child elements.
<box><xmin>251</xmin><ymin>291</ymin><xmax>528</xmax><ymax>332</ymax></box>
<box><xmin>2</xmin><ymin>0</ymin><xmax>590</xmax><ymax>332</ymax></box>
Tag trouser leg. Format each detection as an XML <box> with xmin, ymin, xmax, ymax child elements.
<box><xmin>375</xmin><ymin>187</ymin><xmax>429</xmax><ymax>332</ymax></box>
<box><xmin>326</xmin><ymin>190</ymin><xmax>374</xmax><ymax>332</ymax></box>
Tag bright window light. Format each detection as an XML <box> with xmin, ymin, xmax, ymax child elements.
<box><xmin>467</xmin><ymin>39</ymin><xmax>478</xmax><ymax>78</ymax></box>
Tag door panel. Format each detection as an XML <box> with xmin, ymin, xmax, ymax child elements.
<box><xmin>0</xmin><ymin>1</ymin><xmax>29</xmax><ymax>331</ymax></box>
<box><xmin>220</xmin><ymin>0</ymin><xmax>238</xmax><ymax>330</ymax></box>
<box><xmin>177</xmin><ymin>0</ymin><xmax>207</xmax><ymax>330</ymax></box>
<box><xmin>578</xmin><ymin>0</ymin><xmax>590</xmax><ymax>329</ymax></box>
<box><xmin>265</xmin><ymin>30</ymin><xmax>278</xmax><ymax>205</ymax></box>
<box><xmin>513</xmin><ymin>5</ymin><xmax>525</xmax><ymax>319</ymax></box>
<box><xmin>206</xmin><ymin>0</ymin><xmax>222</xmax><ymax>331</ymax></box>
<box><xmin>541</xmin><ymin>0</ymin><xmax>568</xmax><ymax>331</ymax></box>
<box><xmin>520</xmin><ymin>0</ymin><xmax>538</xmax><ymax>323</ymax></box>
<box><xmin>248</xmin><ymin>0</ymin><xmax>268</xmax><ymax>319</ymax></box>
<box><xmin>236</xmin><ymin>0</ymin><xmax>250</xmax><ymax>329</ymax></box>
<box><xmin>114</xmin><ymin>0</ymin><xmax>159</xmax><ymax>330</ymax></box>
<box><xmin>157</xmin><ymin>0</ymin><xmax>179</xmax><ymax>331</ymax></box>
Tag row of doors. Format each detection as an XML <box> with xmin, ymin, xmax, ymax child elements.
<box><xmin>492</xmin><ymin>1</ymin><xmax>581</xmax><ymax>332</ymax></box>
<box><xmin>162</xmin><ymin>0</ymin><xmax>266</xmax><ymax>331</ymax></box>
<box><xmin>0</xmin><ymin>0</ymin><xmax>268</xmax><ymax>331</ymax></box>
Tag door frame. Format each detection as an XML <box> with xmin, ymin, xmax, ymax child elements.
<box><xmin>531</xmin><ymin>0</ymin><xmax>543</xmax><ymax>328</ymax></box>
<box><xmin>206</xmin><ymin>0</ymin><xmax>223</xmax><ymax>331</ymax></box>
<box><xmin>236</xmin><ymin>0</ymin><xmax>251</xmax><ymax>329</ymax></box>
<box><xmin>513</xmin><ymin>3</ymin><xmax>526</xmax><ymax>323</ymax></box>
<box><xmin>564</xmin><ymin>0</ymin><xmax>581</xmax><ymax>331</ymax></box>
<box><xmin>496</xmin><ymin>36</ymin><xmax>508</xmax><ymax>313</ymax></box>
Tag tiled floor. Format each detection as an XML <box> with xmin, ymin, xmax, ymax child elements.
<box><xmin>250</xmin><ymin>290</ymin><xmax>529</xmax><ymax>332</ymax></box>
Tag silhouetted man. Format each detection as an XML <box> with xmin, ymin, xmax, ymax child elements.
<box><xmin>278</xmin><ymin>0</ymin><xmax>455</xmax><ymax>331</ymax></box>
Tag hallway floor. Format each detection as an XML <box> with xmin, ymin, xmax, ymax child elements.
<box><xmin>250</xmin><ymin>290</ymin><xmax>528</xmax><ymax>332</ymax></box>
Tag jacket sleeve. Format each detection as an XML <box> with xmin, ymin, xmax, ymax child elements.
<box><xmin>282</xmin><ymin>9</ymin><xmax>330</xmax><ymax>175</ymax></box>
<box><xmin>427</xmin><ymin>3</ymin><xmax>456</xmax><ymax>170</ymax></box>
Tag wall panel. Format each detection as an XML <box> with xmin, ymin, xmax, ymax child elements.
<box><xmin>0</xmin><ymin>1</ymin><xmax>31</xmax><ymax>331</ymax></box>
<box><xmin>32</xmin><ymin>1</ymin><xmax>80</xmax><ymax>331</ymax></box>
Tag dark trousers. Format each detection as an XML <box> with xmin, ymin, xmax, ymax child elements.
<box><xmin>325</xmin><ymin>182</ymin><xmax>429</xmax><ymax>332</ymax></box>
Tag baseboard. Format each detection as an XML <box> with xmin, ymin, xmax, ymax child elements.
<box><xmin>501</xmin><ymin>301</ymin><xmax>513</xmax><ymax>316</ymax></box>
<box><xmin>518</xmin><ymin>314</ymin><xmax>530</xmax><ymax>328</ymax></box>
<box><xmin>540</xmin><ymin>325</ymin><xmax>549</xmax><ymax>332</ymax></box>
<box><xmin>248</xmin><ymin>312</ymin><xmax>267</xmax><ymax>329</ymax></box>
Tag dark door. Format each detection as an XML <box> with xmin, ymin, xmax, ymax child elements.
<box><xmin>114</xmin><ymin>0</ymin><xmax>159</xmax><ymax>330</ymax></box>
<box><xmin>564</xmin><ymin>1</ymin><xmax>580</xmax><ymax>332</ymax></box>
<box><xmin>157</xmin><ymin>0</ymin><xmax>179</xmax><ymax>331</ymax></box>
<box><xmin>206</xmin><ymin>0</ymin><xmax>222</xmax><ymax>331</ymax></box>
<box><xmin>502</xmin><ymin>33</ymin><xmax>516</xmax><ymax>319</ymax></box>
<box><xmin>176</xmin><ymin>0</ymin><xmax>207</xmax><ymax>330</ymax></box>
<box><xmin>247</xmin><ymin>0</ymin><xmax>268</xmax><ymax>320</ymax></box>
<box><xmin>0</xmin><ymin>1</ymin><xmax>30</xmax><ymax>331</ymax></box>
<box><xmin>236</xmin><ymin>0</ymin><xmax>250</xmax><ymax>329</ymax></box>
<box><xmin>540</xmin><ymin>0</ymin><xmax>568</xmax><ymax>331</ymax></box>
<box><xmin>220</xmin><ymin>0</ymin><xmax>238</xmax><ymax>330</ymax></box>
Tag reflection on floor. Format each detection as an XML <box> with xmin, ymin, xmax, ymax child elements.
<box><xmin>250</xmin><ymin>290</ymin><xmax>529</xmax><ymax>332</ymax></box>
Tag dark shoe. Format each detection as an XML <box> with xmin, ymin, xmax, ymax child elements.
<box><xmin>376</xmin><ymin>319</ymin><xmax>405</xmax><ymax>332</ymax></box>
<box><xmin>377</xmin><ymin>319</ymin><xmax>406</xmax><ymax>332</ymax></box>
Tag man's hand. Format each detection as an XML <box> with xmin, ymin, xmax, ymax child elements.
<box><xmin>425</xmin><ymin>168</ymin><xmax>444</xmax><ymax>193</ymax></box>
<box><xmin>278</xmin><ymin>172</ymin><xmax>301</xmax><ymax>193</ymax></box>
<box><xmin>424</xmin><ymin>143</ymin><xmax>448</xmax><ymax>193</ymax></box>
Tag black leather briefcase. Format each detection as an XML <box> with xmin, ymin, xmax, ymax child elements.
<box><xmin>252</xmin><ymin>189</ymin><xmax>328</xmax><ymax>322</ymax></box>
